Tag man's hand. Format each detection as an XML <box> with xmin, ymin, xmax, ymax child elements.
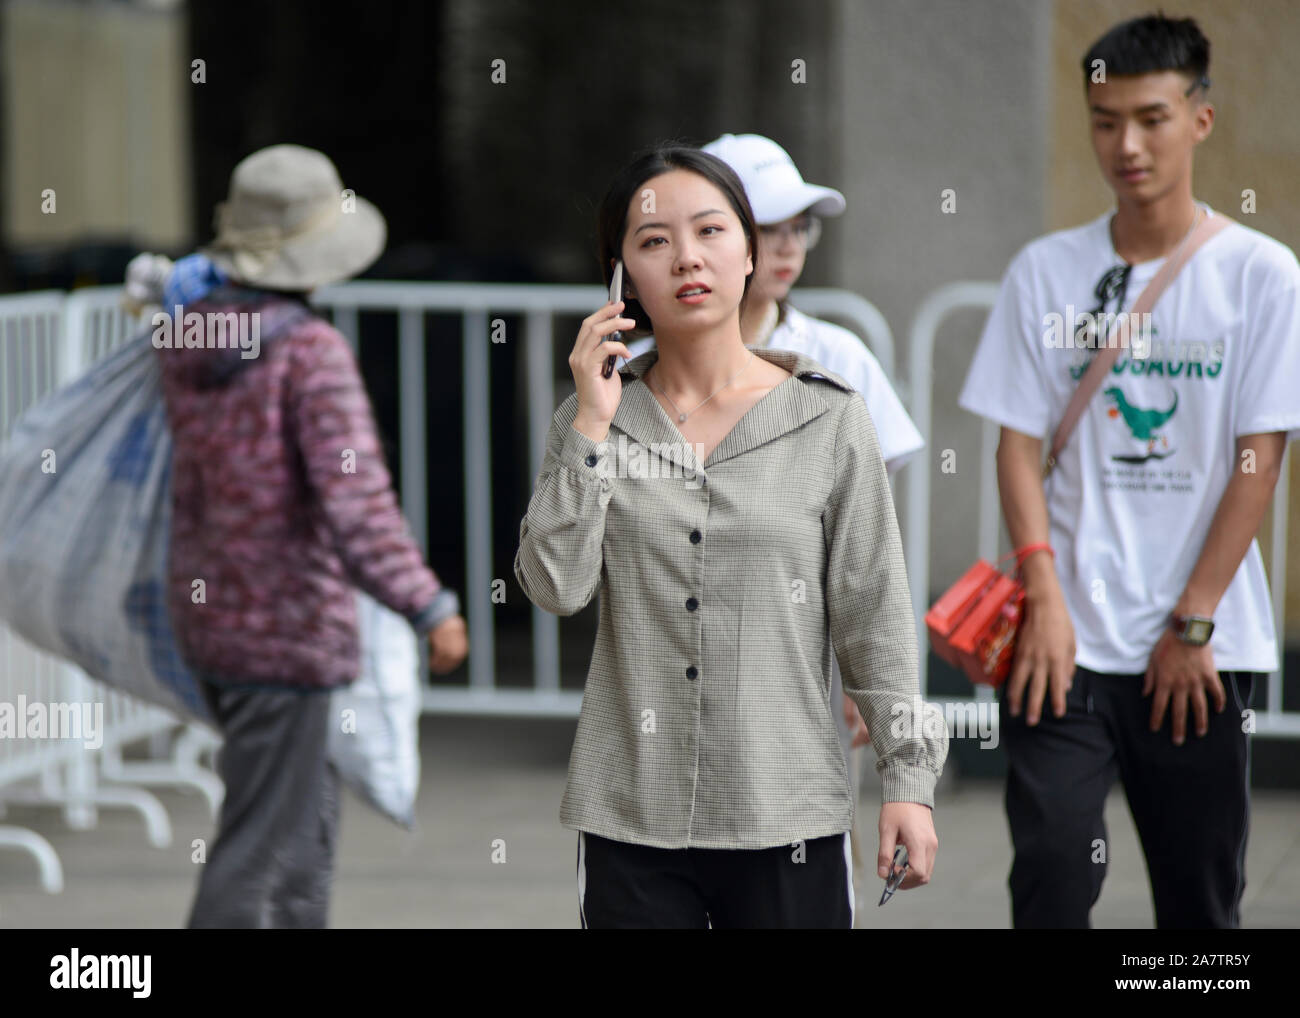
<box><xmin>1143</xmin><ymin>627</ymin><xmax>1225</xmax><ymax>745</ymax></box>
<box><xmin>878</xmin><ymin>802</ymin><xmax>937</xmax><ymax>890</ymax></box>
<box><xmin>428</xmin><ymin>614</ymin><xmax>468</xmax><ymax>674</ymax></box>
<box><xmin>1139</xmin><ymin>430</ymin><xmax>1283</xmax><ymax>745</ymax></box>
<box><xmin>843</xmin><ymin>694</ymin><xmax>871</xmax><ymax>747</ymax></box>
<box><xmin>994</xmin><ymin>428</ymin><xmax>1076</xmax><ymax>726</ymax></box>
<box><xmin>1006</xmin><ymin>583</ymin><xmax>1076</xmax><ymax>725</ymax></box>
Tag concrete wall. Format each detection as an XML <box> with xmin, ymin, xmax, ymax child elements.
<box><xmin>830</xmin><ymin>0</ymin><xmax>1054</xmax><ymax>595</ymax></box>
<box><xmin>831</xmin><ymin>0</ymin><xmax>1298</xmax><ymax>639</ymax></box>
<box><xmin>3</xmin><ymin>0</ymin><xmax>1293</xmax><ymax>634</ymax></box>
<box><xmin>1050</xmin><ymin>0</ymin><xmax>1300</xmax><ymax>632</ymax></box>
<box><xmin>2</xmin><ymin>0</ymin><xmax>191</xmax><ymax>251</ymax></box>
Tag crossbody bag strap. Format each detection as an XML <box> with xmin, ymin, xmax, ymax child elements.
<box><xmin>1043</xmin><ymin>210</ymin><xmax>1234</xmax><ymax>478</ymax></box>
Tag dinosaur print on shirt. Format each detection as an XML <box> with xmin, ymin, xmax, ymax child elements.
<box><xmin>1105</xmin><ymin>386</ymin><xmax>1179</xmax><ymax>463</ymax></box>
<box><xmin>959</xmin><ymin>206</ymin><xmax>1300</xmax><ymax>673</ymax></box>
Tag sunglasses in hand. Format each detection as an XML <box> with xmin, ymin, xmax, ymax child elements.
<box><xmin>878</xmin><ymin>844</ymin><xmax>909</xmax><ymax>906</ymax></box>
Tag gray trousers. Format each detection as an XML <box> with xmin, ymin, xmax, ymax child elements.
<box><xmin>188</xmin><ymin>678</ymin><xmax>340</xmax><ymax>929</ymax></box>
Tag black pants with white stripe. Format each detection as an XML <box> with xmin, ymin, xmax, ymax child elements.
<box><xmin>577</xmin><ymin>831</ymin><xmax>854</xmax><ymax>929</ymax></box>
<box><xmin>1000</xmin><ymin>666</ymin><xmax>1256</xmax><ymax>929</ymax></box>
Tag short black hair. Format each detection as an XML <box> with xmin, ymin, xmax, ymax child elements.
<box><xmin>1082</xmin><ymin>13</ymin><xmax>1210</xmax><ymax>94</ymax></box>
<box><xmin>596</xmin><ymin>143</ymin><xmax>758</xmax><ymax>337</ymax></box>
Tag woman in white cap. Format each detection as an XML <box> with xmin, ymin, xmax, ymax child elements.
<box><xmin>623</xmin><ymin>134</ymin><xmax>924</xmax><ymax>907</ymax></box>
<box><xmin>150</xmin><ymin>144</ymin><xmax>468</xmax><ymax>927</ymax></box>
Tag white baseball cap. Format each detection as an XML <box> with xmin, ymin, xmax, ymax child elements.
<box><xmin>702</xmin><ymin>133</ymin><xmax>846</xmax><ymax>225</ymax></box>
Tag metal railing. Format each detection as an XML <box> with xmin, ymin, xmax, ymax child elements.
<box><xmin>3</xmin><ymin>276</ymin><xmax>1292</xmax><ymax>900</ymax></box>
<box><xmin>0</xmin><ymin>288</ymin><xmax>220</xmax><ymax>891</ymax></box>
<box><xmin>4</xmin><ymin>283</ymin><xmax>895</xmax><ymax>722</ymax></box>
<box><xmin>310</xmin><ymin>281</ymin><xmax>896</xmax><ymax>715</ymax></box>
<box><xmin>4</xmin><ymin>276</ymin><xmax>1292</xmax><ymax>896</ymax></box>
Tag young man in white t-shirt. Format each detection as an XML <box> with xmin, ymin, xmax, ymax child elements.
<box><xmin>959</xmin><ymin>14</ymin><xmax>1300</xmax><ymax>928</ymax></box>
<box><xmin>621</xmin><ymin>133</ymin><xmax>923</xmax><ymax>914</ymax></box>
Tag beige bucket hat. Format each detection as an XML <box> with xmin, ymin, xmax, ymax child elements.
<box><xmin>201</xmin><ymin>144</ymin><xmax>386</xmax><ymax>290</ymax></box>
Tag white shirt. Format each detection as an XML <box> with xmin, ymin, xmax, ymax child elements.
<box><xmin>623</xmin><ymin>304</ymin><xmax>924</xmax><ymax>474</ymax></box>
<box><xmin>959</xmin><ymin>206</ymin><xmax>1300</xmax><ymax>673</ymax></box>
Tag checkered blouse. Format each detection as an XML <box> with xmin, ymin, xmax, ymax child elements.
<box><xmin>515</xmin><ymin>347</ymin><xmax>947</xmax><ymax>850</ymax></box>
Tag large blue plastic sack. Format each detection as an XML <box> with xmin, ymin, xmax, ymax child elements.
<box><xmin>0</xmin><ymin>338</ymin><xmax>204</xmax><ymax>717</ymax></box>
<box><xmin>0</xmin><ymin>335</ymin><xmax>421</xmax><ymax>827</ymax></box>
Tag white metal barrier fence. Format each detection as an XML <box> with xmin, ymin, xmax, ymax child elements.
<box><xmin>310</xmin><ymin>281</ymin><xmax>896</xmax><ymax>716</ymax></box>
<box><xmin>9</xmin><ymin>284</ymin><xmax>901</xmax><ymax>713</ymax></box>
<box><xmin>3</xmin><ymin>277</ymin><xmax>1293</xmax><ymax>894</ymax></box>
<box><xmin>906</xmin><ymin>282</ymin><xmax>1298</xmax><ymax>738</ymax></box>
<box><xmin>0</xmin><ymin>282</ymin><xmax>896</xmax><ymax>889</ymax></box>
<box><xmin>0</xmin><ymin>289</ymin><xmax>221</xmax><ymax>892</ymax></box>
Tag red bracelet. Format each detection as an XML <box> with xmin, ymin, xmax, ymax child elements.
<box><xmin>1014</xmin><ymin>542</ymin><xmax>1054</xmax><ymax>564</ymax></box>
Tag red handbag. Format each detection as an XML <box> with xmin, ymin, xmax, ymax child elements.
<box><xmin>927</xmin><ymin>210</ymin><xmax>1232</xmax><ymax>688</ymax></box>
<box><xmin>925</xmin><ymin>548</ymin><xmax>1042</xmax><ymax>688</ymax></box>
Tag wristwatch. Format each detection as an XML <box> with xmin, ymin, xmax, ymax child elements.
<box><xmin>1171</xmin><ymin>613</ymin><xmax>1215</xmax><ymax>646</ymax></box>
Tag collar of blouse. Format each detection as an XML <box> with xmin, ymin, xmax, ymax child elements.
<box><xmin>615</xmin><ymin>347</ymin><xmax>855</xmax><ymax>473</ymax></box>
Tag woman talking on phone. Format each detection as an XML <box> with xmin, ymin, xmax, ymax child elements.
<box><xmin>514</xmin><ymin>145</ymin><xmax>947</xmax><ymax>929</ymax></box>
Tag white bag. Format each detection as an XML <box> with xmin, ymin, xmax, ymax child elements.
<box><xmin>0</xmin><ymin>334</ymin><xmax>421</xmax><ymax>828</ymax></box>
<box><xmin>329</xmin><ymin>593</ymin><xmax>422</xmax><ymax>829</ymax></box>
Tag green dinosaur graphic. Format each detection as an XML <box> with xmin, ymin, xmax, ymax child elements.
<box><xmin>1104</xmin><ymin>386</ymin><xmax>1178</xmax><ymax>463</ymax></box>
<box><xmin>1104</xmin><ymin>386</ymin><xmax>1178</xmax><ymax>438</ymax></box>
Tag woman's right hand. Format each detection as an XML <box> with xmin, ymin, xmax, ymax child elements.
<box><xmin>569</xmin><ymin>300</ymin><xmax>635</xmax><ymax>439</ymax></box>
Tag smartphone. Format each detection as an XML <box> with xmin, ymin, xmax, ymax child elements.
<box><xmin>600</xmin><ymin>260</ymin><xmax>623</xmax><ymax>379</ymax></box>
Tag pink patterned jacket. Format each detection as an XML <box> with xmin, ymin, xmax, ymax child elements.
<box><xmin>155</xmin><ymin>292</ymin><xmax>458</xmax><ymax>690</ymax></box>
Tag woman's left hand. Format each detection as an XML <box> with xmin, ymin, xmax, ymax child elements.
<box><xmin>878</xmin><ymin>801</ymin><xmax>938</xmax><ymax>890</ymax></box>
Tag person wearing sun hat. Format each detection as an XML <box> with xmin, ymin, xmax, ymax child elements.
<box><xmin>620</xmin><ymin>133</ymin><xmax>922</xmax><ymax>916</ymax></box>
<box><xmin>150</xmin><ymin>144</ymin><xmax>468</xmax><ymax>927</ymax></box>
<box><xmin>200</xmin><ymin>144</ymin><xmax>386</xmax><ymax>290</ymax></box>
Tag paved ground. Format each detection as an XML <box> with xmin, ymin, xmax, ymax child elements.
<box><xmin>1</xmin><ymin>715</ymin><xmax>1297</xmax><ymax>928</ymax></box>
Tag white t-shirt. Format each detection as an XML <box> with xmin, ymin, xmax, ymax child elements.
<box><xmin>622</xmin><ymin>304</ymin><xmax>924</xmax><ymax>474</ymax></box>
<box><xmin>959</xmin><ymin>206</ymin><xmax>1300</xmax><ymax>673</ymax></box>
